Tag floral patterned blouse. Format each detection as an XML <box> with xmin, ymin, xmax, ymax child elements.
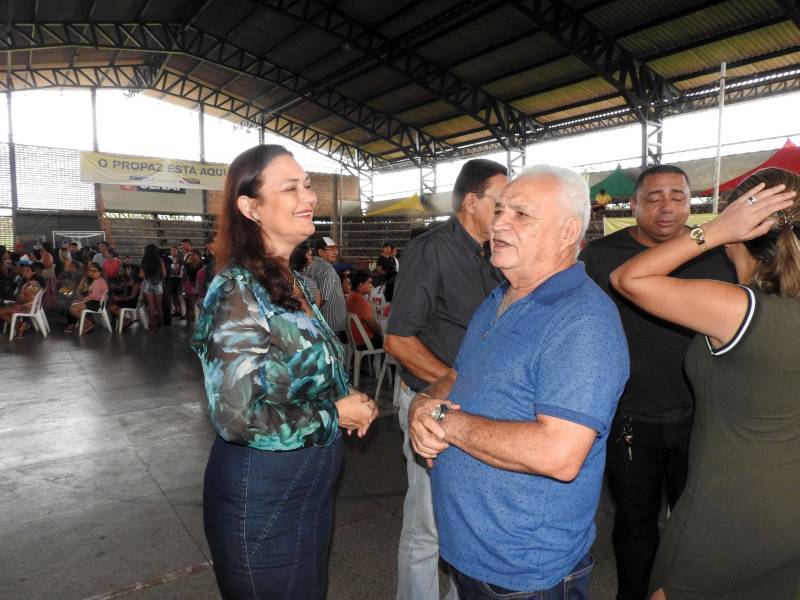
<box><xmin>191</xmin><ymin>265</ymin><xmax>349</xmax><ymax>451</ymax></box>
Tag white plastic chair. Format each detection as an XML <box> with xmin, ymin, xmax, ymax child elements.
<box><xmin>375</xmin><ymin>352</ymin><xmax>401</xmax><ymax>407</ymax></box>
<box><xmin>345</xmin><ymin>312</ymin><xmax>385</xmax><ymax>388</ymax></box>
<box><xmin>117</xmin><ymin>292</ymin><xmax>148</xmax><ymax>333</ymax></box>
<box><xmin>79</xmin><ymin>291</ymin><xmax>112</xmax><ymax>334</ymax></box>
<box><xmin>7</xmin><ymin>289</ymin><xmax>49</xmax><ymax>340</ymax></box>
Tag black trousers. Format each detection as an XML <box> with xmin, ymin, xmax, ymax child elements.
<box><xmin>66</xmin><ymin>300</ymin><xmax>100</xmax><ymax>324</ymax></box>
<box><xmin>606</xmin><ymin>413</ymin><xmax>692</xmax><ymax>600</ymax></box>
<box><xmin>356</xmin><ymin>335</ymin><xmax>383</xmax><ymax>351</ymax></box>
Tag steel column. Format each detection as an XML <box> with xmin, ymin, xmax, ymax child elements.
<box><xmin>420</xmin><ymin>163</ymin><xmax>436</xmax><ymax>198</ymax></box>
<box><xmin>507</xmin><ymin>144</ymin><xmax>526</xmax><ymax>177</ymax></box>
<box><xmin>6</xmin><ymin>91</ymin><xmax>17</xmax><ymax>240</ymax></box>
<box><xmin>641</xmin><ymin>109</ymin><xmax>664</xmax><ymax>168</ymax></box>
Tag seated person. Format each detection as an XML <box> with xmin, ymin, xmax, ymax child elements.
<box><xmin>8</xmin><ymin>260</ymin><xmax>42</xmax><ymax>297</ymax></box>
<box><xmin>0</xmin><ymin>263</ymin><xmax>43</xmax><ymax>337</ymax></box>
<box><xmin>101</xmin><ymin>248</ymin><xmax>122</xmax><ymax>283</ymax></box>
<box><xmin>594</xmin><ymin>187</ymin><xmax>613</xmax><ymax>207</ymax></box>
<box><xmin>65</xmin><ymin>264</ymin><xmax>108</xmax><ymax>334</ymax></box>
<box><xmin>29</xmin><ymin>261</ymin><xmax>47</xmax><ymax>289</ymax></box>
<box><xmin>346</xmin><ymin>270</ymin><xmax>383</xmax><ymax>350</ymax></box>
<box><xmin>56</xmin><ymin>261</ymin><xmax>84</xmax><ymax>313</ymax></box>
<box><xmin>108</xmin><ymin>265</ymin><xmax>141</xmax><ymax>329</ymax></box>
<box><xmin>0</xmin><ymin>246</ymin><xmax>16</xmax><ymax>299</ymax></box>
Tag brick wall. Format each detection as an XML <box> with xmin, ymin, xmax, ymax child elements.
<box><xmin>207</xmin><ymin>190</ymin><xmax>222</xmax><ymax>216</ymax></box>
<box><xmin>310</xmin><ymin>173</ymin><xmax>359</xmax><ymax>217</ymax></box>
<box><xmin>205</xmin><ymin>173</ymin><xmax>358</xmax><ymax>218</ymax></box>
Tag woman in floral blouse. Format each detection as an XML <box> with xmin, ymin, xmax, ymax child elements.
<box><xmin>192</xmin><ymin>144</ymin><xmax>378</xmax><ymax>599</ymax></box>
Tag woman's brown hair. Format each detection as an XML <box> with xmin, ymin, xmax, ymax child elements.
<box><xmin>732</xmin><ymin>167</ymin><xmax>800</xmax><ymax>298</ymax></box>
<box><xmin>214</xmin><ymin>144</ymin><xmax>301</xmax><ymax>311</ymax></box>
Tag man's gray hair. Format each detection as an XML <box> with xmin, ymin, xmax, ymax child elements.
<box><xmin>518</xmin><ymin>164</ymin><xmax>590</xmax><ymax>238</ymax></box>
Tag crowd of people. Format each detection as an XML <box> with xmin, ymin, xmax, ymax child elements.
<box><xmin>0</xmin><ymin>237</ymin><xmax>214</xmax><ymax>337</ymax></box>
<box><xmin>5</xmin><ymin>141</ymin><xmax>798</xmax><ymax>600</ymax></box>
<box><xmin>190</xmin><ymin>144</ymin><xmax>797</xmax><ymax>600</ymax></box>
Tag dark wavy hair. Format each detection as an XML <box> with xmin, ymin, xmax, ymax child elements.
<box><xmin>215</xmin><ymin>144</ymin><xmax>300</xmax><ymax>310</ymax></box>
<box><xmin>289</xmin><ymin>241</ymin><xmax>311</xmax><ymax>272</ymax></box>
<box><xmin>141</xmin><ymin>244</ymin><xmax>162</xmax><ymax>279</ymax></box>
<box><xmin>732</xmin><ymin>168</ymin><xmax>800</xmax><ymax>298</ymax></box>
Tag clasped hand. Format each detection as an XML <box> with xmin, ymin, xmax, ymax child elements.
<box><xmin>336</xmin><ymin>390</ymin><xmax>379</xmax><ymax>438</ymax></box>
<box><xmin>408</xmin><ymin>394</ymin><xmax>460</xmax><ymax>467</ymax></box>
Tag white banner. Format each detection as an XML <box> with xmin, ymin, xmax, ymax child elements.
<box><xmin>80</xmin><ymin>151</ymin><xmax>227</xmax><ymax>190</ymax></box>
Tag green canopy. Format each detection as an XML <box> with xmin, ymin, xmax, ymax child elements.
<box><xmin>589</xmin><ymin>165</ymin><xmax>635</xmax><ymax>199</ymax></box>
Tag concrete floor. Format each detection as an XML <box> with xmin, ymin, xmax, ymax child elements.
<box><xmin>0</xmin><ymin>320</ymin><xmax>619</xmax><ymax>600</ymax></box>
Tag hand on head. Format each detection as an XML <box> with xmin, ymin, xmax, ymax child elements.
<box><xmin>706</xmin><ymin>182</ymin><xmax>797</xmax><ymax>245</ymax></box>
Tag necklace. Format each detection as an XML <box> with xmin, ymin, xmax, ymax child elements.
<box><xmin>291</xmin><ymin>273</ymin><xmax>313</xmax><ymax>315</ymax></box>
<box><xmin>481</xmin><ymin>288</ymin><xmax>514</xmax><ymax>340</ymax></box>
<box><xmin>497</xmin><ymin>289</ymin><xmax>514</xmax><ymax>318</ymax></box>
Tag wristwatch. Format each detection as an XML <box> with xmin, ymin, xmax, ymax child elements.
<box><xmin>689</xmin><ymin>226</ymin><xmax>708</xmax><ymax>251</ymax></box>
<box><xmin>431</xmin><ymin>403</ymin><xmax>449</xmax><ymax>424</ymax></box>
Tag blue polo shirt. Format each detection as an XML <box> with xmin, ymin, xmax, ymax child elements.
<box><xmin>431</xmin><ymin>262</ymin><xmax>629</xmax><ymax>591</ymax></box>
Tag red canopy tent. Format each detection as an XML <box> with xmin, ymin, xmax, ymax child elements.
<box><xmin>701</xmin><ymin>139</ymin><xmax>800</xmax><ymax>195</ymax></box>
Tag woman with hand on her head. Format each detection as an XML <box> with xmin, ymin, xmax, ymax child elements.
<box><xmin>610</xmin><ymin>168</ymin><xmax>800</xmax><ymax>600</ymax></box>
<box><xmin>191</xmin><ymin>145</ymin><xmax>378</xmax><ymax>600</ymax></box>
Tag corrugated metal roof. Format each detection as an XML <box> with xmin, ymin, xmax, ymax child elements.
<box><xmin>450</xmin><ymin>31</ymin><xmax>568</xmax><ymax>86</ymax></box>
<box><xmin>416</xmin><ymin>4</ymin><xmax>540</xmax><ymax>69</ymax></box>
<box><xmin>366</xmin><ymin>83</ymin><xmax>437</xmax><ymax>116</ymax></box>
<box><xmin>375</xmin><ymin>0</ymin><xmax>475</xmax><ymax>38</ymax></box>
<box><xmin>587</xmin><ymin>0</ymin><xmax>727</xmax><ymax>36</ymax></box>
<box><xmin>398</xmin><ymin>100</ymin><xmax>463</xmax><ymax>127</ymax></box>
<box><xmin>512</xmin><ymin>77</ymin><xmax>619</xmax><ymax>115</ymax></box>
<box><xmin>621</xmin><ymin>0</ymin><xmax>785</xmax><ymax>58</ymax></box>
<box><xmin>482</xmin><ymin>55</ymin><xmax>592</xmax><ymax>99</ymax></box>
<box><xmin>650</xmin><ymin>22</ymin><xmax>800</xmax><ymax>78</ymax></box>
<box><xmin>340</xmin><ymin>67</ymin><xmax>420</xmax><ymax>105</ymax></box>
<box><xmin>675</xmin><ymin>50</ymin><xmax>800</xmax><ymax>89</ymax></box>
<box><xmin>8</xmin><ymin>0</ymin><xmax>800</xmax><ymax>169</ymax></box>
<box><xmin>535</xmin><ymin>96</ymin><xmax>629</xmax><ymax>124</ymax></box>
<box><xmin>424</xmin><ymin>115</ymin><xmax>486</xmax><ymax>138</ymax></box>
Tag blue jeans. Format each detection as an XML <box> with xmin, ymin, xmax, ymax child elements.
<box><xmin>203</xmin><ymin>434</ymin><xmax>343</xmax><ymax>600</ymax></box>
<box><xmin>451</xmin><ymin>553</ymin><xmax>594</xmax><ymax>600</ymax></box>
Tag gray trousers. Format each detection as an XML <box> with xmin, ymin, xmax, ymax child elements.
<box><xmin>396</xmin><ymin>383</ymin><xmax>459</xmax><ymax>600</ymax></box>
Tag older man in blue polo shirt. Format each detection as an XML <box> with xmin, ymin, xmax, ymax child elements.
<box><xmin>409</xmin><ymin>165</ymin><xmax>629</xmax><ymax>599</ymax></box>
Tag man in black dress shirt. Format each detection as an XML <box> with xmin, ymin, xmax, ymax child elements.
<box><xmin>386</xmin><ymin>158</ymin><xmax>507</xmax><ymax>600</ymax></box>
<box><xmin>579</xmin><ymin>165</ymin><xmax>736</xmax><ymax>600</ymax></box>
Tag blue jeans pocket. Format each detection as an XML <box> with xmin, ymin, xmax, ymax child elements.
<box><xmin>477</xmin><ymin>581</ymin><xmax>542</xmax><ymax>600</ymax></box>
<box><xmin>562</xmin><ymin>554</ymin><xmax>594</xmax><ymax>600</ymax></box>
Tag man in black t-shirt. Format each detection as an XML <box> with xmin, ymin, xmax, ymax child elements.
<box><xmin>580</xmin><ymin>165</ymin><xmax>736</xmax><ymax>600</ymax></box>
<box><xmin>375</xmin><ymin>242</ymin><xmax>397</xmax><ymax>280</ymax></box>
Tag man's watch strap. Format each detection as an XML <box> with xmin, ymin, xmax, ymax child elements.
<box><xmin>432</xmin><ymin>403</ymin><xmax>449</xmax><ymax>423</ymax></box>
